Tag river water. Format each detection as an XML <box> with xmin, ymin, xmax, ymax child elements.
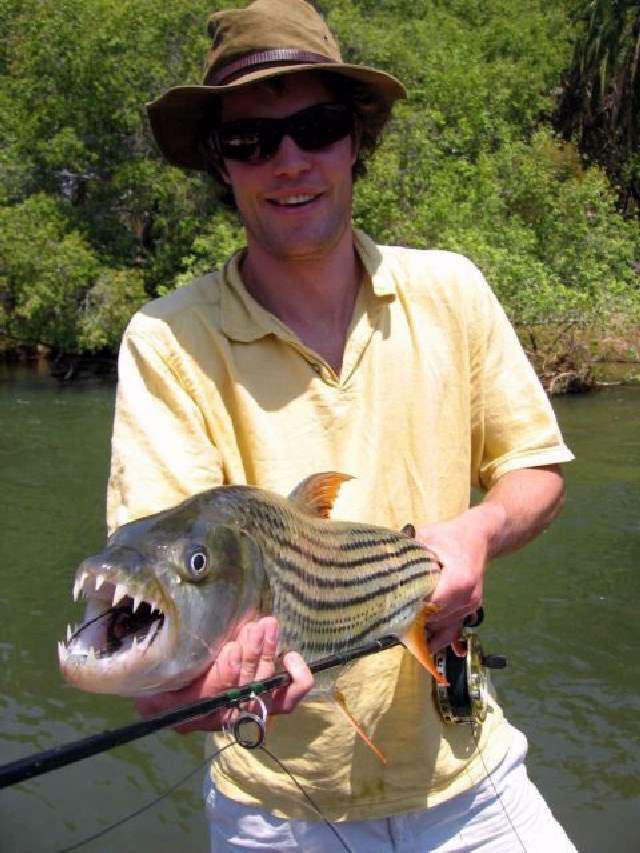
<box><xmin>0</xmin><ymin>363</ymin><xmax>638</xmax><ymax>853</ymax></box>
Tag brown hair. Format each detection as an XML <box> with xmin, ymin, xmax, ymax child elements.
<box><xmin>197</xmin><ymin>71</ymin><xmax>393</xmax><ymax>209</ymax></box>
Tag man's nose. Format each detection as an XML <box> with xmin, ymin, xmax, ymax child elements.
<box><xmin>271</xmin><ymin>133</ymin><xmax>311</xmax><ymax>176</ymax></box>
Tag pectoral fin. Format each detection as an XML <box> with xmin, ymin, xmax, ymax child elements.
<box><xmin>333</xmin><ymin>688</ymin><xmax>387</xmax><ymax>765</ymax></box>
<box><xmin>401</xmin><ymin>602</ymin><xmax>449</xmax><ymax>686</ymax></box>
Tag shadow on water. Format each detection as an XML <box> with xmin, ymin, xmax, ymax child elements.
<box><xmin>1</xmin><ymin>364</ymin><xmax>638</xmax><ymax>852</ymax></box>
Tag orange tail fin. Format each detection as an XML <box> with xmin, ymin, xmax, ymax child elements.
<box><xmin>401</xmin><ymin>602</ymin><xmax>449</xmax><ymax>686</ymax></box>
<box><xmin>333</xmin><ymin>688</ymin><xmax>387</xmax><ymax>765</ymax></box>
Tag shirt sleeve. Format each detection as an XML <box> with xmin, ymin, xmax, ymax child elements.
<box><xmin>106</xmin><ymin>321</ymin><xmax>223</xmax><ymax>535</ymax></box>
<box><xmin>467</xmin><ymin>267</ymin><xmax>574</xmax><ymax>491</ymax></box>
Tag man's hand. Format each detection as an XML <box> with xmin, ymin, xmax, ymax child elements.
<box><xmin>415</xmin><ymin>465</ymin><xmax>566</xmax><ymax>654</ymax></box>
<box><xmin>416</xmin><ymin>511</ymin><xmax>490</xmax><ymax>655</ymax></box>
<box><xmin>135</xmin><ymin>616</ymin><xmax>313</xmax><ymax>733</ymax></box>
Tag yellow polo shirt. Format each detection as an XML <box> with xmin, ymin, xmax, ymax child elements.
<box><xmin>107</xmin><ymin>230</ymin><xmax>573</xmax><ymax>821</ymax></box>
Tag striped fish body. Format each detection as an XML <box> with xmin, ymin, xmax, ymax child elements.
<box><xmin>59</xmin><ymin>473</ymin><xmax>442</xmax><ymax>697</ymax></box>
<box><xmin>238</xmin><ymin>486</ymin><xmax>441</xmax><ymax>672</ymax></box>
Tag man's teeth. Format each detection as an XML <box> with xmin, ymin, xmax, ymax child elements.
<box><xmin>274</xmin><ymin>194</ymin><xmax>317</xmax><ymax>205</ymax></box>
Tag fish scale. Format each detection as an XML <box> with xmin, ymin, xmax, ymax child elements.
<box><xmin>237</xmin><ymin>490</ymin><xmax>441</xmax><ymax>660</ymax></box>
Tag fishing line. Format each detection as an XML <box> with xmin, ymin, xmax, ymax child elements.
<box><xmin>67</xmin><ymin>603</ymin><xmax>163</xmax><ymax>655</ymax></box>
<box><xmin>259</xmin><ymin>744</ymin><xmax>353</xmax><ymax>853</ymax></box>
<box><xmin>461</xmin><ymin>725</ymin><xmax>528</xmax><ymax>853</ymax></box>
<box><xmin>54</xmin><ymin>730</ymin><xmax>353</xmax><ymax>853</ymax></box>
<box><xmin>66</xmin><ymin>605</ymin><xmax>123</xmax><ymax>644</ymax></box>
<box><xmin>54</xmin><ymin>742</ymin><xmax>233</xmax><ymax>853</ymax></box>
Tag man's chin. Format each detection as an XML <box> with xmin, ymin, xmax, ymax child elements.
<box><xmin>248</xmin><ymin>221</ymin><xmax>351</xmax><ymax>262</ymax></box>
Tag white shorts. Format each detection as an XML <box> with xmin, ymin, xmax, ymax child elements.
<box><xmin>204</xmin><ymin>727</ymin><xmax>577</xmax><ymax>852</ymax></box>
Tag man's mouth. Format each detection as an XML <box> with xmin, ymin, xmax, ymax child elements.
<box><xmin>267</xmin><ymin>192</ymin><xmax>322</xmax><ymax>208</ymax></box>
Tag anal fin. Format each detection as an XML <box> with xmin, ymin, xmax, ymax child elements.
<box><xmin>333</xmin><ymin>688</ymin><xmax>387</xmax><ymax>765</ymax></box>
<box><xmin>401</xmin><ymin>602</ymin><xmax>449</xmax><ymax>686</ymax></box>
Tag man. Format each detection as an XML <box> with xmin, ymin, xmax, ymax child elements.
<box><xmin>109</xmin><ymin>0</ymin><xmax>577</xmax><ymax>849</ymax></box>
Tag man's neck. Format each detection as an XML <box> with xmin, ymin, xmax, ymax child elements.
<box><xmin>240</xmin><ymin>229</ymin><xmax>361</xmax><ymax>374</ymax></box>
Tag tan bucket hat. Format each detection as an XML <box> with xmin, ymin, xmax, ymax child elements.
<box><xmin>147</xmin><ymin>0</ymin><xmax>406</xmax><ymax>170</ymax></box>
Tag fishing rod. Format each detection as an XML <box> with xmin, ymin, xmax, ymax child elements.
<box><xmin>0</xmin><ymin>635</ymin><xmax>402</xmax><ymax>791</ymax></box>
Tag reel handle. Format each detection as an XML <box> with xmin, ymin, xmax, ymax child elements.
<box><xmin>481</xmin><ymin>654</ymin><xmax>507</xmax><ymax>670</ymax></box>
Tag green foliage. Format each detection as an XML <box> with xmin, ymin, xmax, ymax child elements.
<box><xmin>170</xmin><ymin>214</ymin><xmax>246</xmax><ymax>292</ymax></box>
<box><xmin>0</xmin><ymin>195</ymin><xmax>101</xmax><ymax>349</ymax></box>
<box><xmin>555</xmin><ymin>0</ymin><xmax>640</xmax><ymax>213</ymax></box>
<box><xmin>0</xmin><ymin>0</ymin><xmax>639</xmax><ymax>360</ymax></box>
<box><xmin>0</xmin><ymin>194</ymin><xmax>146</xmax><ymax>351</ymax></box>
<box><xmin>77</xmin><ymin>268</ymin><xmax>147</xmax><ymax>352</ymax></box>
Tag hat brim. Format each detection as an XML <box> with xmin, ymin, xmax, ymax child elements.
<box><xmin>146</xmin><ymin>63</ymin><xmax>406</xmax><ymax>171</ymax></box>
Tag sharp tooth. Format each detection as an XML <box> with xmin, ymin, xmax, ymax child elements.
<box><xmin>133</xmin><ymin>595</ymin><xmax>142</xmax><ymax>613</ymax></box>
<box><xmin>67</xmin><ymin>624</ymin><xmax>72</xmax><ymax>642</ymax></box>
<box><xmin>87</xmin><ymin>646</ymin><xmax>96</xmax><ymax>662</ymax></box>
<box><xmin>113</xmin><ymin>583</ymin><xmax>128</xmax><ymax>606</ymax></box>
<box><xmin>58</xmin><ymin>641</ymin><xmax>65</xmax><ymax>660</ymax></box>
<box><xmin>95</xmin><ymin>574</ymin><xmax>105</xmax><ymax>591</ymax></box>
<box><xmin>73</xmin><ymin>572</ymin><xmax>86</xmax><ymax>601</ymax></box>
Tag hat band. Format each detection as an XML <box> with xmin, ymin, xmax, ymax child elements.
<box><xmin>207</xmin><ymin>49</ymin><xmax>335</xmax><ymax>86</ymax></box>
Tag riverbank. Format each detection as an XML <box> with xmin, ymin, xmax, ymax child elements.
<box><xmin>2</xmin><ymin>324</ymin><xmax>640</xmax><ymax>392</ymax></box>
<box><xmin>518</xmin><ymin>321</ymin><xmax>640</xmax><ymax>394</ymax></box>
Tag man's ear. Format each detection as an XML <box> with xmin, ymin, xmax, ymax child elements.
<box><xmin>210</xmin><ymin>144</ymin><xmax>231</xmax><ymax>185</ymax></box>
<box><xmin>217</xmin><ymin>161</ymin><xmax>232</xmax><ymax>185</ymax></box>
<box><xmin>350</xmin><ymin>119</ymin><xmax>362</xmax><ymax>167</ymax></box>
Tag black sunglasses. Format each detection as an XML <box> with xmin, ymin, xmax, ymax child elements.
<box><xmin>213</xmin><ymin>102</ymin><xmax>354</xmax><ymax>164</ymax></box>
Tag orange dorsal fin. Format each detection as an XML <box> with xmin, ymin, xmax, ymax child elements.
<box><xmin>401</xmin><ymin>602</ymin><xmax>449</xmax><ymax>686</ymax></box>
<box><xmin>288</xmin><ymin>472</ymin><xmax>353</xmax><ymax>519</ymax></box>
<box><xmin>333</xmin><ymin>688</ymin><xmax>387</xmax><ymax>765</ymax></box>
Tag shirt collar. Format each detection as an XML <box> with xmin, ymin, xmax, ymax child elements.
<box><xmin>219</xmin><ymin>229</ymin><xmax>397</xmax><ymax>343</ymax></box>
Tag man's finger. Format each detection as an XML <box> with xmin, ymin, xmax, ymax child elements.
<box><xmin>253</xmin><ymin>617</ymin><xmax>279</xmax><ymax>681</ymax></box>
<box><xmin>204</xmin><ymin>641</ymin><xmax>241</xmax><ymax>691</ymax></box>
<box><xmin>272</xmin><ymin>651</ymin><xmax>313</xmax><ymax>713</ymax></box>
<box><xmin>428</xmin><ymin>624</ymin><xmax>464</xmax><ymax>655</ymax></box>
<box><xmin>238</xmin><ymin>622</ymin><xmax>266</xmax><ymax>684</ymax></box>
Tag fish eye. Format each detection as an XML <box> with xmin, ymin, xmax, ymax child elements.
<box><xmin>186</xmin><ymin>547</ymin><xmax>210</xmax><ymax>580</ymax></box>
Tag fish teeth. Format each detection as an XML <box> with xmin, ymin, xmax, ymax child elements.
<box><xmin>87</xmin><ymin>646</ymin><xmax>96</xmax><ymax>662</ymax></box>
<box><xmin>95</xmin><ymin>574</ymin><xmax>105</xmax><ymax>591</ymax></box>
<box><xmin>73</xmin><ymin>571</ymin><xmax>87</xmax><ymax>602</ymax></box>
<box><xmin>67</xmin><ymin>624</ymin><xmax>72</xmax><ymax>642</ymax></box>
<box><xmin>132</xmin><ymin>595</ymin><xmax>142</xmax><ymax>613</ymax></box>
<box><xmin>112</xmin><ymin>583</ymin><xmax>128</xmax><ymax>607</ymax></box>
<box><xmin>58</xmin><ymin>641</ymin><xmax>65</xmax><ymax>661</ymax></box>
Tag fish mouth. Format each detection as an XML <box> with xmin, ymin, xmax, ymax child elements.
<box><xmin>58</xmin><ymin>567</ymin><xmax>174</xmax><ymax>694</ymax></box>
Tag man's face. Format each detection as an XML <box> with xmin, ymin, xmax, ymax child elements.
<box><xmin>218</xmin><ymin>73</ymin><xmax>357</xmax><ymax>262</ymax></box>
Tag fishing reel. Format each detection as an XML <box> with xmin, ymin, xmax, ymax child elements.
<box><xmin>433</xmin><ymin>608</ymin><xmax>507</xmax><ymax>726</ymax></box>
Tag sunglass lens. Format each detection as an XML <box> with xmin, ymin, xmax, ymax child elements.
<box><xmin>216</xmin><ymin>103</ymin><xmax>353</xmax><ymax>163</ymax></box>
<box><xmin>291</xmin><ymin>104</ymin><xmax>353</xmax><ymax>151</ymax></box>
<box><xmin>216</xmin><ymin>124</ymin><xmax>265</xmax><ymax>162</ymax></box>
